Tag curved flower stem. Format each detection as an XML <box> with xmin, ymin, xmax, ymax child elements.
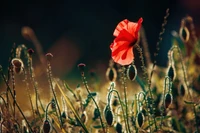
<box><xmin>0</xmin><ymin>66</ymin><xmax>33</xmax><ymax>132</ymax></box>
<box><xmin>81</xmin><ymin>73</ymin><xmax>106</xmax><ymax>133</ymax></box>
<box><xmin>108</xmin><ymin>84</ymin><xmax>128</xmax><ymax>133</ymax></box>
<box><xmin>121</xmin><ymin>67</ymin><xmax>131</xmax><ymax>133</ymax></box>
<box><xmin>45</xmin><ymin>101</ymin><xmax>52</xmax><ymax>120</ymax></box>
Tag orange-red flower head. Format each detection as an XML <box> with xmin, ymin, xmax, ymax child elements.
<box><xmin>110</xmin><ymin>18</ymin><xmax>143</xmax><ymax>65</ymax></box>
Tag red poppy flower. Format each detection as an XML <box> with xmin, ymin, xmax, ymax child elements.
<box><xmin>110</xmin><ymin>18</ymin><xmax>143</xmax><ymax>65</ymax></box>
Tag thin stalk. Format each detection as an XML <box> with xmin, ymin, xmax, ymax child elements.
<box><xmin>121</xmin><ymin>67</ymin><xmax>131</xmax><ymax>133</ymax></box>
<box><xmin>81</xmin><ymin>73</ymin><xmax>106</xmax><ymax>133</ymax></box>
<box><xmin>47</xmin><ymin>62</ymin><xmax>63</xmax><ymax>127</ymax></box>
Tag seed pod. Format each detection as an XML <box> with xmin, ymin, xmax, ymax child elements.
<box><xmin>164</xmin><ymin>93</ymin><xmax>173</xmax><ymax>109</ymax></box>
<box><xmin>104</xmin><ymin>105</ymin><xmax>113</xmax><ymax>126</ymax></box>
<box><xmin>112</xmin><ymin>96</ymin><xmax>119</xmax><ymax>107</ymax></box>
<box><xmin>11</xmin><ymin>58</ymin><xmax>24</xmax><ymax>74</ymax></box>
<box><xmin>106</xmin><ymin>67</ymin><xmax>117</xmax><ymax>82</ymax></box>
<box><xmin>43</xmin><ymin>120</ymin><xmax>51</xmax><ymax>133</ymax></box>
<box><xmin>136</xmin><ymin>111</ymin><xmax>144</xmax><ymax>128</ymax></box>
<box><xmin>167</xmin><ymin>65</ymin><xmax>176</xmax><ymax>81</ymax></box>
<box><xmin>51</xmin><ymin>99</ymin><xmax>56</xmax><ymax>110</ymax></box>
<box><xmin>115</xmin><ymin>122</ymin><xmax>122</xmax><ymax>133</ymax></box>
<box><xmin>179</xmin><ymin>26</ymin><xmax>190</xmax><ymax>42</ymax></box>
<box><xmin>127</xmin><ymin>64</ymin><xmax>137</xmax><ymax>81</ymax></box>
<box><xmin>93</xmin><ymin>108</ymin><xmax>100</xmax><ymax>120</ymax></box>
<box><xmin>61</xmin><ymin>111</ymin><xmax>67</xmax><ymax>119</ymax></box>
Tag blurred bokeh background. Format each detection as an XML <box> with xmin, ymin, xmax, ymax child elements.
<box><xmin>0</xmin><ymin>0</ymin><xmax>199</xmax><ymax>79</ymax></box>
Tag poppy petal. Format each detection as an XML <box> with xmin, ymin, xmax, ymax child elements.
<box><xmin>113</xmin><ymin>19</ymin><xmax>129</xmax><ymax>37</ymax></box>
<box><xmin>112</xmin><ymin>47</ymin><xmax>134</xmax><ymax>65</ymax></box>
<box><xmin>127</xmin><ymin>18</ymin><xmax>143</xmax><ymax>38</ymax></box>
<box><xmin>114</xmin><ymin>29</ymin><xmax>134</xmax><ymax>42</ymax></box>
<box><xmin>111</xmin><ymin>41</ymin><xmax>129</xmax><ymax>57</ymax></box>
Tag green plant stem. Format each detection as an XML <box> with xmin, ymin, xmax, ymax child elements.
<box><xmin>45</xmin><ymin>101</ymin><xmax>52</xmax><ymax>120</ymax></box>
<box><xmin>47</xmin><ymin>62</ymin><xmax>63</xmax><ymax>128</ymax></box>
<box><xmin>121</xmin><ymin>67</ymin><xmax>131</xmax><ymax>133</ymax></box>
<box><xmin>81</xmin><ymin>74</ymin><xmax>106</xmax><ymax>133</ymax></box>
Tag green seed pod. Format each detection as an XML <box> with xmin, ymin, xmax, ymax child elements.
<box><xmin>93</xmin><ymin>108</ymin><xmax>100</xmax><ymax>120</ymax></box>
<box><xmin>136</xmin><ymin>111</ymin><xmax>144</xmax><ymax>128</ymax></box>
<box><xmin>51</xmin><ymin>99</ymin><xmax>56</xmax><ymax>110</ymax></box>
<box><xmin>179</xmin><ymin>26</ymin><xmax>190</xmax><ymax>42</ymax></box>
<box><xmin>167</xmin><ymin>65</ymin><xmax>176</xmax><ymax>81</ymax></box>
<box><xmin>127</xmin><ymin>64</ymin><xmax>137</xmax><ymax>81</ymax></box>
<box><xmin>43</xmin><ymin>120</ymin><xmax>51</xmax><ymax>133</ymax></box>
<box><xmin>106</xmin><ymin>67</ymin><xmax>117</xmax><ymax>82</ymax></box>
<box><xmin>61</xmin><ymin>111</ymin><xmax>67</xmax><ymax>119</ymax></box>
<box><xmin>115</xmin><ymin>122</ymin><xmax>122</xmax><ymax>133</ymax></box>
<box><xmin>164</xmin><ymin>93</ymin><xmax>173</xmax><ymax>109</ymax></box>
<box><xmin>104</xmin><ymin>105</ymin><xmax>113</xmax><ymax>126</ymax></box>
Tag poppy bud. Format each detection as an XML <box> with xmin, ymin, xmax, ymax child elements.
<box><xmin>136</xmin><ymin>111</ymin><xmax>144</xmax><ymax>128</ymax></box>
<box><xmin>104</xmin><ymin>105</ymin><xmax>113</xmax><ymax>126</ymax></box>
<box><xmin>11</xmin><ymin>58</ymin><xmax>24</xmax><ymax>74</ymax></box>
<box><xmin>27</xmin><ymin>48</ymin><xmax>34</xmax><ymax>56</ymax></box>
<box><xmin>115</xmin><ymin>122</ymin><xmax>122</xmax><ymax>133</ymax></box>
<box><xmin>77</xmin><ymin>63</ymin><xmax>86</xmax><ymax>72</ymax></box>
<box><xmin>127</xmin><ymin>65</ymin><xmax>137</xmax><ymax>81</ymax></box>
<box><xmin>106</xmin><ymin>67</ymin><xmax>117</xmax><ymax>82</ymax></box>
<box><xmin>45</xmin><ymin>53</ymin><xmax>53</xmax><ymax>62</ymax></box>
<box><xmin>43</xmin><ymin>120</ymin><xmax>51</xmax><ymax>133</ymax></box>
<box><xmin>164</xmin><ymin>93</ymin><xmax>173</xmax><ymax>109</ymax></box>
<box><xmin>93</xmin><ymin>108</ymin><xmax>100</xmax><ymax>120</ymax></box>
<box><xmin>112</xmin><ymin>97</ymin><xmax>119</xmax><ymax>107</ymax></box>
<box><xmin>167</xmin><ymin>65</ymin><xmax>176</xmax><ymax>81</ymax></box>
<box><xmin>179</xmin><ymin>26</ymin><xmax>190</xmax><ymax>42</ymax></box>
<box><xmin>51</xmin><ymin>99</ymin><xmax>56</xmax><ymax>110</ymax></box>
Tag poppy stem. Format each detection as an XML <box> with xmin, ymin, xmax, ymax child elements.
<box><xmin>81</xmin><ymin>72</ymin><xmax>106</xmax><ymax>133</ymax></box>
<box><xmin>122</xmin><ymin>67</ymin><xmax>131</xmax><ymax>133</ymax></box>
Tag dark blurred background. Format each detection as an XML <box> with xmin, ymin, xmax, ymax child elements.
<box><xmin>0</xmin><ymin>0</ymin><xmax>200</xmax><ymax>79</ymax></box>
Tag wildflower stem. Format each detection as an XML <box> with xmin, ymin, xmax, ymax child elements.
<box><xmin>81</xmin><ymin>73</ymin><xmax>106</xmax><ymax>133</ymax></box>
<box><xmin>121</xmin><ymin>67</ymin><xmax>131</xmax><ymax>133</ymax></box>
<box><xmin>47</xmin><ymin>62</ymin><xmax>63</xmax><ymax>128</ymax></box>
<box><xmin>45</xmin><ymin>101</ymin><xmax>52</xmax><ymax>120</ymax></box>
